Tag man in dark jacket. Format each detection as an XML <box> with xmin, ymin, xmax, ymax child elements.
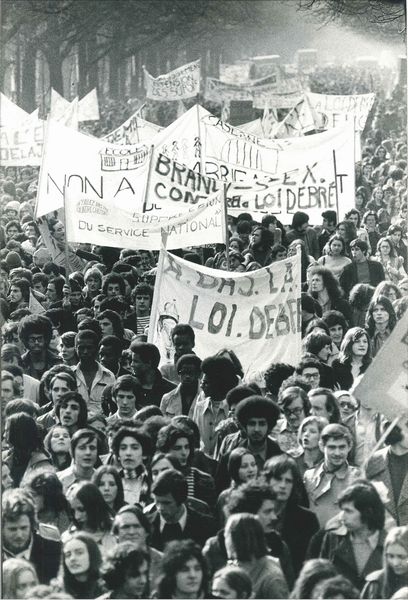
<box><xmin>130</xmin><ymin>340</ymin><xmax>175</xmax><ymax>406</ymax></box>
<box><xmin>339</xmin><ymin>239</ymin><xmax>385</xmax><ymax>296</ymax></box>
<box><xmin>148</xmin><ymin>469</ymin><xmax>216</xmax><ymax>551</ymax></box>
<box><xmin>2</xmin><ymin>488</ymin><xmax>61</xmax><ymax>584</ymax></box>
<box><xmin>286</xmin><ymin>211</ymin><xmax>320</xmax><ymax>260</ymax></box>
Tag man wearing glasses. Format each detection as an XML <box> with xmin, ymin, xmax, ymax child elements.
<box><xmin>277</xmin><ymin>386</ymin><xmax>311</xmax><ymax>456</ymax></box>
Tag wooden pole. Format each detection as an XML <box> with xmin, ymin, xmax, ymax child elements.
<box><xmin>142</xmin><ymin>144</ymin><xmax>155</xmax><ymax>213</ymax></box>
<box><xmin>223</xmin><ymin>182</ymin><xmax>230</xmax><ymax>270</ymax></box>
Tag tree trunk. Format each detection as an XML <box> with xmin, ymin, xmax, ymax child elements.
<box><xmin>46</xmin><ymin>48</ymin><xmax>64</xmax><ymax>96</ymax></box>
<box><xmin>78</xmin><ymin>39</ymin><xmax>87</xmax><ymax>97</ymax></box>
<box><xmin>20</xmin><ymin>43</ymin><xmax>37</xmax><ymax>112</ymax></box>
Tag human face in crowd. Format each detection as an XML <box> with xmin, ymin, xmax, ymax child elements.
<box><xmin>6</xmin><ymin>225</ymin><xmax>19</xmax><ymax>239</ymax></box>
<box><xmin>115</xmin><ymin>389</ymin><xmax>137</xmax><ymax>418</ymax></box>
<box><xmin>169</xmin><ymin>436</ymin><xmax>190</xmax><ymax>466</ymax></box>
<box><xmin>384</xmin><ymin>287</ymin><xmax>398</xmax><ymax>303</ymax></box>
<box><xmin>351</xmin><ymin>334</ymin><xmax>369</xmax><ymax>358</ymax></box>
<box><xmin>296</xmin><ymin>222</ymin><xmax>309</xmax><ymax>233</ymax></box>
<box><xmin>32</xmin><ymin>280</ymin><xmax>46</xmax><ymax>295</ymax></box>
<box><xmin>64</xmin><ymin>538</ymin><xmax>90</xmax><ymax>577</ymax></box>
<box><xmin>49</xmin><ymin>328</ymin><xmax>60</xmax><ymax>353</ymax></box>
<box><xmin>119</xmin><ymin>435</ymin><xmax>143</xmax><ymax>470</ymax></box>
<box><xmin>309</xmin><ymin>394</ymin><xmax>330</xmax><ymax>419</ymax></box>
<box><xmin>329</xmin><ymin>324</ymin><xmax>344</xmax><ymax>346</ymax></box>
<box><xmin>27</xmin><ymin>333</ymin><xmax>45</xmax><ymax>355</ymax></box>
<box><xmin>301</xmin><ymin>422</ymin><xmax>321</xmax><ymax>450</ymax></box>
<box><xmin>235</xmin><ymin>453</ymin><xmax>256</xmax><ymax>483</ymax></box>
<box><xmin>310</xmin><ymin>274</ymin><xmax>324</xmax><ymax>294</ymax></box>
<box><xmin>3</xmin><ymin>515</ymin><xmax>32</xmax><ymax>554</ymax></box>
<box><xmin>274</xmin><ymin>248</ymin><xmax>287</xmax><ymax>261</ymax></box>
<box><xmin>268</xmin><ymin>469</ymin><xmax>294</xmax><ymax>504</ymax></box>
<box><xmin>400</xmin><ymin>280</ymin><xmax>408</xmax><ymax>296</ymax></box>
<box><xmin>9</xmin><ymin>285</ymin><xmax>23</xmax><ymax>305</ymax></box>
<box><xmin>178</xmin><ymin>364</ymin><xmax>200</xmax><ymax>388</ymax></box>
<box><xmin>395</xmin><ymin>418</ymin><xmax>408</xmax><ymax>452</ymax></box>
<box><xmin>135</xmin><ymin>294</ymin><xmax>151</xmax><ymax>316</ymax></box>
<box><xmin>106</xmin><ymin>282</ymin><xmax>121</xmax><ymax>298</ymax></box>
<box><xmin>340</xmin><ymin>501</ymin><xmax>365</xmax><ymax>533</ymax></box>
<box><xmin>379</xmin><ymin>240</ymin><xmax>392</xmax><ymax>257</ymax></box>
<box><xmin>52</xmin><ymin>221</ymin><xmax>65</xmax><ymax>242</ymax></box>
<box><xmin>230</xmin><ymin>240</ymin><xmax>241</xmax><ymax>252</ymax></box>
<box><xmin>390</xmin><ymin>231</ymin><xmax>401</xmax><ymax>247</ymax></box>
<box><xmin>74</xmin><ymin>436</ymin><xmax>97</xmax><ymax>470</ymax></box>
<box><xmin>122</xmin><ymin>561</ymin><xmax>149</xmax><ymax>599</ymax></box>
<box><xmin>337</xmin><ymin>223</ymin><xmax>347</xmax><ymax>239</ymax></box>
<box><xmin>322</xmin><ymin>218</ymin><xmax>336</xmax><ymax>233</ymax></box>
<box><xmin>337</xmin><ymin>394</ymin><xmax>358</xmax><ymax>421</ymax></box>
<box><xmin>70</xmin><ymin>290</ymin><xmax>83</xmax><ymax>307</ymax></box>
<box><xmin>76</xmin><ymin>337</ymin><xmax>98</xmax><ymax>366</ymax></box>
<box><xmin>50</xmin><ymin>426</ymin><xmax>71</xmax><ymax>454</ymax></box>
<box><xmin>329</xmin><ymin>239</ymin><xmax>344</xmax><ymax>256</ymax></box>
<box><xmin>2</xmin><ymin>463</ymin><xmax>13</xmax><ymax>490</ymax></box>
<box><xmin>173</xmin><ymin>333</ymin><xmax>194</xmax><ymax>360</ymax></box>
<box><xmin>46</xmin><ymin>282</ymin><xmax>58</xmax><ymax>303</ymax></box>
<box><xmin>365</xmin><ymin>215</ymin><xmax>377</xmax><ymax>231</ymax></box>
<box><xmin>372</xmin><ymin>304</ymin><xmax>390</xmax><ymax>328</ymax></box>
<box><xmin>153</xmin><ymin>493</ymin><xmax>183</xmax><ymax>523</ymax></box>
<box><xmin>151</xmin><ymin>457</ymin><xmax>174</xmax><ymax>483</ymax></box>
<box><xmin>98</xmin><ymin>473</ymin><xmax>118</xmax><ymax>507</ymax></box>
<box><xmin>347</xmin><ymin>213</ymin><xmax>359</xmax><ymax>228</ymax></box>
<box><xmin>317</xmin><ymin>344</ymin><xmax>331</xmax><ymax>363</ymax></box>
<box><xmin>115</xmin><ymin>511</ymin><xmax>147</xmax><ymax>545</ymax></box>
<box><xmin>245</xmin><ymin>417</ymin><xmax>268</xmax><ymax>446</ymax></box>
<box><xmin>322</xmin><ymin>436</ymin><xmax>350</xmax><ymax>471</ymax></box>
<box><xmin>251</xmin><ymin>229</ymin><xmax>263</xmax><ymax>245</ymax></box>
<box><xmin>351</xmin><ymin>245</ymin><xmax>366</xmax><ymax>263</ymax></box>
<box><xmin>283</xmin><ymin>397</ymin><xmax>305</xmax><ymax>431</ymax></box>
<box><xmin>174</xmin><ymin>558</ymin><xmax>203</xmax><ymax>598</ymax></box>
<box><xmin>212</xmin><ymin>575</ymin><xmax>242</xmax><ymax>599</ymax></box>
<box><xmin>131</xmin><ymin>351</ymin><xmax>150</xmax><ymax>379</ymax></box>
<box><xmin>59</xmin><ymin>400</ymin><xmax>80</xmax><ymax>428</ymax></box>
<box><xmin>59</xmin><ymin>340</ymin><xmax>76</xmax><ymax>363</ymax></box>
<box><xmin>99</xmin><ymin>318</ymin><xmax>114</xmax><ymax>336</ymax></box>
<box><xmin>93</xmin><ymin>298</ymin><xmax>103</xmax><ymax>316</ymax></box>
<box><xmin>14</xmin><ymin>568</ymin><xmax>37</xmax><ymax>599</ymax></box>
<box><xmin>386</xmin><ymin>543</ymin><xmax>408</xmax><ymax>577</ymax></box>
<box><xmin>257</xmin><ymin>499</ymin><xmax>278</xmax><ymax>534</ymax></box>
<box><xmin>86</xmin><ymin>276</ymin><xmax>100</xmax><ymax>293</ymax></box>
<box><xmin>1</xmin><ymin>378</ymin><xmax>14</xmax><ymax>401</ymax></box>
<box><xmin>139</xmin><ymin>251</ymin><xmax>152</xmax><ymax>271</ymax></box>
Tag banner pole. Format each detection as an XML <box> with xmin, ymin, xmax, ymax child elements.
<box><xmin>223</xmin><ymin>182</ymin><xmax>230</xmax><ymax>270</ymax></box>
<box><xmin>332</xmin><ymin>148</ymin><xmax>340</xmax><ymax>221</ymax></box>
<box><xmin>196</xmin><ymin>100</ymin><xmax>204</xmax><ymax>175</ymax></box>
<box><xmin>147</xmin><ymin>244</ymin><xmax>166</xmax><ymax>343</ymax></box>
<box><xmin>34</xmin><ymin>116</ymin><xmax>50</xmax><ymax>218</ymax></box>
<box><xmin>142</xmin><ymin>144</ymin><xmax>155</xmax><ymax>213</ymax></box>
<box><xmin>62</xmin><ymin>187</ymin><xmax>72</xmax><ymax>281</ymax></box>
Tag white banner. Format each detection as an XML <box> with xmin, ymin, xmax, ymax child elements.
<box><xmin>219</xmin><ymin>63</ymin><xmax>251</xmax><ymax>85</ymax></box>
<box><xmin>50</xmin><ymin>89</ymin><xmax>72</xmax><ymax>120</ymax></box>
<box><xmin>0</xmin><ymin>118</ymin><xmax>45</xmax><ymax>166</ymax></box>
<box><xmin>149</xmin><ymin>249</ymin><xmax>302</xmax><ymax>383</ymax></box>
<box><xmin>103</xmin><ymin>111</ymin><xmax>163</xmax><ymax>144</ymax></box>
<box><xmin>64</xmin><ymin>187</ymin><xmax>224</xmax><ymax>250</ymax></box>
<box><xmin>78</xmin><ymin>89</ymin><xmax>100</xmax><ymax>121</ymax></box>
<box><xmin>144</xmin><ymin>60</ymin><xmax>200</xmax><ymax>100</ymax></box>
<box><xmin>272</xmin><ymin>97</ymin><xmax>320</xmax><ymax>138</ymax></box>
<box><xmin>306</xmin><ymin>92</ymin><xmax>375</xmax><ymax>131</ymax></box>
<box><xmin>0</xmin><ymin>93</ymin><xmax>30</xmax><ymax>127</ymax></box>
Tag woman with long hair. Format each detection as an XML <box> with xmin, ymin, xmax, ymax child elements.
<box><xmin>64</xmin><ymin>481</ymin><xmax>115</xmax><ymax>558</ymax></box>
<box><xmin>336</xmin><ymin>220</ymin><xmax>357</xmax><ymax>256</ymax></box>
<box><xmin>365</xmin><ymin>295</ymin><xmax>397</xmax><ymax>357</ymax></box>
<box><xmin>289</xmin><ymin>559</ymin><xmax>338</xmax><ymax>599</ymax></box>
<box><xmin>331</xmin><ymin>327</ymin><xmax>372</xmax><ymax>390</ymax></box>
<box><xmin>22</xmin><ymin>469</ymin><xmax>71</xmax><ymax>534</ymax></box>
<box><xmin>43</xmin><ymin>424</ymin><xmax>72</xmax><ymax>471</ymax></box>
<box><xmin>154</xmin><ymin>539</ymin><xmax>209</xmax><ymax>599</ymax></box>
<box><xmin>243</xmin><ymin>227</ymin><xmax>273</xmax><ymax>267</ymax></box>
<box><xmin>61</xmin><ymin>531</ymin><xmax>105</xmax><ymax>599</ymax></box>
<box><xmin>2</xmin><ymin>557</ymin><xmax>39</xmax><ymax>599</ymax></box>
<box><xmin>211</xmin><ymin>565</ymin><xmax>252</xmax><ymax>599</ymax></box>
<box><xmin>348</xmin><ymin>283</ymin><xmax>375</xmax><ymax>328</ymax></box>
<box><xmin>3</xmin><ymin>413</ymin><xmax>52</xmax><ymax>487</ymax></box>
<box><xmin>92</xmin><ymin>465</ymin><xmax>125</xmax><ymax>515</ymax></box>
<box><xmin>376</xmin><ymin>236</ymin><xmax>407</xmax><ymax>285</ymax></box>
<box><xmin>307</xmin><ymin>266</ymin><xmax>352</xmax><ymax>323</ymax></box>
<box><xmin>224</xmin><ymin>513</ymin><xmax>288</xmax><ymax>599</ymax></box>
<box><xmin>262</xmin><ymin>455</ymin><xmax>319</xmax><ymax>576</ymax></box>
<box><xmin>317</xmin><ymin>235</ymin><xmax>351</xmax><ymax>279</ymax></box>
<box><xmin>373</xmin><ymin>280</ymin><xmax>402</xmax><ymax>305</ymax></box>
<box><xmin>216</xmin><ymin>447</ymin><xmax>258</xmax><ymax>527</ymax></box>
<box><xmin>59</xmin><ymin>332</ymin><xmax>78</xmax><ymax>366</ymax></box>
<box><xmin>361</xmin><ymin>526</ymin><xmax>408</xmax><ymax>599</ymax></box>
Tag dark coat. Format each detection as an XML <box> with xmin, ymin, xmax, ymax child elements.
<box><xmin>320</xmin><ymin>529</ymin><xmax>385</xmax><ymax>591</ymax></box>
<box><xmin>148</xmin><ymin>506</ymin><xmax>216</xmax><ymax>551</ymax></box>
<box><xmin>279</xmin><ymin>502</ymin><xmax>320</xmax><ymax>576</ymax></box>
<box><xmin>339</xmin><ymin>259</ymin><xmax>385</xmax><ymax>296</ymax></box>
<box><xmin>30</xmin><ymin>531</ymin><xmax>62</xmax><ymax>584</ymax></box>
<box><xmin>190</xmin><ymin>466</ymin><xmax>216</xmax><ymax>508</ymax></box>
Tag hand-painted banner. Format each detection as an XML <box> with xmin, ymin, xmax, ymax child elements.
<box><xmin>219</xmin><ymin>62</ymin><xmax>251</xmax><ymax>85</ymax></box>
<box><xmin>144</xmin><ymin>60</ymin><xmax>200</xmax><ymax>100</ymax></box>
<box><xmin>353</xmin><ymin>309</ymin><xmax>408</xmax><ymax>422</ymax></box>
<box><xmin>252</xmin><ymin>89</ymin><xmax>304</xmax><ymax>109</ymax></box>
<box><xmin>306</xmin><ymin>92</ymin><xmax>375</xmax><ymax>131</ymax></box>
<box><xmin>64</xmin><ymin>188</ymin><xmax>225</xmax><ymax>250</ymax></box>
<box><xmin>272</xmin><ymin>97</ymin><xmax>320</xmax><ymax>138</ymax></box>
<box><xmin>205</xmin><ymin>75</ymin><xmax>298</xmax><ymax>105</ymax></box>
<box><xmin>103</xmin><ymin>110</ymin><xmax>163</xmax><ymax>144</ymax></box>
<box><xmin>0</xmin><ymin>93</ymin><xmax>30</xmax><ymax>126</ymax></box>
<box><xmin>149</xmin><ymin>248</ymin><xmax>302</xmax><ymax>384</ymax></box>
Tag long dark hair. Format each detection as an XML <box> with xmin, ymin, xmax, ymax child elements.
<box><xmin>23</xmin><ymin>469</ymin><xmax>70</xmax><ymax>514</ymax></box>
<box><xmin>92</xmin><ymin>465</ymin><xmax>125</xmax><ymax>514</ymax></box>
<box><xmin>338</xmin><ymin>327</ymin><xmax>372</xmax><ymax>371</ymax></box>
<box><xmin>67</xmin><ymin>481</ymin><xmax>112</xmax><ymax>533</ymax></box>
<box><xmin>43</xmin><ymin>425</ymin><xmax>72</xmax><ymax>471</ymax></box>
<box><xmin>62</xmin><ymin>531</ymin><xmax>102</xmax><ymax>598</ymax></box>
<box><xmin>308</xmin><ymin>266</ymin><xmax>344</xmax><ymax>303</ymax></box>
<box><xmin>228</xmin><ymin>447</ymin><xmax>256</xmax><ymax>485</ymax></box>
<box><xmin>155</xmin><ymin>539</ymin><xmax>209</xmax><ymax>599</ymax></box>
<box><xmin>365</xmin><ymin>295</ymin><xmax>397</xmax><ymax>337</ymax></box>
<box><xmin>263</xmin><ymin>455</ymin><xmax>305</xmax><ymax>506</ymax></box>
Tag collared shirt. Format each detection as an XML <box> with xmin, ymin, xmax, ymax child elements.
<box><xmin>3</xmin><ymin>536</ymin><xmax>33</xmax><ymax>561</ymax></box>
<box><xmin>160</xmin><ymin>384</ymin><xmax>200</xmax><ymax>419</ymax></box>
<box><xmin>57</xmin><ymin>464</ymin><xmax>95</xmax><ymax>494</ymax></box>
<box><xmin>192</xmin><ymin>397</ymin><xmax>229</xmax><ymax>455</ymax></box>
<box><xmin>276</xmin><ymin>418</ymin><xmax>302</xmax><ymax>456</ymax></box>
<box><xmin>350</xmin><ymin>529</ymin><xmax>380</xmax><ymax>575</ymax></box>
<box><xmin>159</xmin><ymin>503</ymin><xmax>187</xmax><ymax>532</ymax></box>
<box><xmin>72</xmin><ymin>361</ymin><xmax>116</xmax><ymax>416</ymax></box>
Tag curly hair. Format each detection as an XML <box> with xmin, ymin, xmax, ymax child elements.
<box><xmin>338</xmin><ymin>327</ymin><xmax>371</xmax><ymax>369</ymax></box>
<box><xmin>22</xmin><ymin>469</ymin><xmax>70</xmax><ymax>514</ymax></box>
<box><xmin>155</xmin><ymin>539</ymin><xmax>209</xmax><ymax>599</ymax></box>
<box><xmin>289</xmin><ymin>559</ymin><xmax>337</xmax><ymax>599</ymax></box>
<box><xmin>102</xmin><ymin>542</ymin><xmax>149</xmax><ymax>592</ymax></box>
<box><xmin>18</xmin><ymin>314</ymin><xmax>53</xmax><ymax>348</ymax></box>
<box><xmin>307</xmin><ymin>266</ymin><xmax>343</xmax><ymax>302</ymax></box>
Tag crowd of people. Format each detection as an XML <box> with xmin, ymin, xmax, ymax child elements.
<box><xmin>0</xmin><ymin>61</ymin><xmax>407</xmax><ymax>600</ymax></box>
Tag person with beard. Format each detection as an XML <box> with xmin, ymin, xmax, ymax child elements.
<box><xmin>72</xmin><ymin>330</ymin><xmax>115</xmax><ymax>417</ymax></box>
<box><xmin>160</xmin><ymin>324</ymin><xmax>197</xmax><ymax>385</ymax></box>
<box><xmin>203</xmin><ymin>481</ymin><xmax>294</xmax><ymax>588</ymax></box>
<box><xmin>19</xmin><ymin>315</ymin><xmax>61</xmax><ymax>380</ymax></box>
<box><xmin>215</xmin><ymin>395</ymin><xmax>282</xmax><ymax>493</ymax></box>
<box><xmin>160</xmin><ymin>354</ymin><xmax>202</xmax><ymax>418</ymax></box>
<box><xmin>130</xmin><ymin>340</ymin><xmax>175</xmax><ymax>407</ymax></box>
<box><xmin>243</xmin><ymin>226</ymin><xmax>274</xmax><ymax>267</ymax></box>
<box><xmin>156</xmin><ymin>422</ymin><xmax>216</xmax><ymax>509</ymax></box>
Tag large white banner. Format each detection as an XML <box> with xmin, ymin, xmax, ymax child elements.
<box><xmin>0</xmin><ymin>93</ymin><xmax>30</xmax><ymax>126</ymax></box>
<box><xmin>219</xmin><ymin>62</ymin><xmax>251</xmax><ymax>85</ymax></box>
<box><xmin>306</xmin><ymin>92</ymin><xmax>375</xmax><ymax>131</ymax></box>
<box><xmin>50</xmin><ymin>89</ymin><xmax>72</xmax><ymax>120</ymax></box>
<box><xmin>149</xmin><ymin>249</ymin><xmax>302</xmax><ymax>383</ymax></box>
<box><xmin>78</xmin><ymin>89</ymin><xmax>100</xmax><ymax>121</ymax></box>
<box><xmin>144</xmin><ymin>60</ymin><xmax>200</xmax><ymax>100</ymax></box>
<box><xmin>103</xmin><ymin>111</ymin><xmax>163</xmax><ymax>144</ymax></box>
<box><xmin>0</xmin><ymin>118</ymin><xmax>45</xmax><ymax>166</ymax></box>
<box><xmin>65</xmin><ymin>188</ymin><xmax>225</xmax><ymax>250</ymax></box>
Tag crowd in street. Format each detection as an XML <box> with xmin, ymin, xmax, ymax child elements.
<box><xmin>0</xmin><ymin>63</ymin><xmax>407</xmax><ymax>600</ymax></box>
